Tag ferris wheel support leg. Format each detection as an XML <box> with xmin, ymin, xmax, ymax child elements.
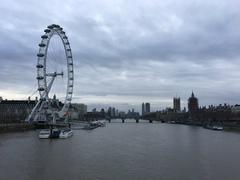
<box><xmin>46</xmin><ymin>76</ymin><xmax>55</xmax><ymax>99</ymax></box>
<box><xmin>25</xmin><ymin>100</ymin><xmax>42</xmax><ymax>123</ymax></box>
<box><xmin>44</xmin><ymin>72</ymin><xmax>63</xmax><ymax>99</ymax></box>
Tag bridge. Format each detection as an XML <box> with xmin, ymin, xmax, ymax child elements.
<box><xmin>83</xmin><ymin>112</ymin><xmax>153</xmax><ymax>123</ymax></box>
<box><xmin>107</xmin><ymin>118</ymin><xmax>153</xmax><ymax>123</ymax></box>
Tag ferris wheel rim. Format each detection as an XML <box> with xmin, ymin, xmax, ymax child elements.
<box><xmin>36</xmin><ymin>24</ymin><xmax>74</xmax><ymax>115</ymax></box>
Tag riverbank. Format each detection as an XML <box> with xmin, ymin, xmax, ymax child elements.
<box><xmin>223</xmin><ymin>126</ymin><xmax>240</xmax><ymax>133</ymax></box>
<box><xmin>0</xmin><ymin>123</ymin><xmax>35</xmax><ymax>133</ymax></box>
<box><xmin>174</xmin><ymin>121</ymin><xmax>240</xmax><ymax>132</ymax></box>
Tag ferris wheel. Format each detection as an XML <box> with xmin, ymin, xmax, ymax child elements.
<box><xmin>27</xmin><ymin>24</ymin><xmax>74</xmax><ymax>123</ymax></box>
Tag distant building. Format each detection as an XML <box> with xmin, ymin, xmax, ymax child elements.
<box><xmin>112</xmin><ymin>107</ymin><xmax>115</xmax><ymax>117</ymax></box>
<box><xmin>115</xmin><ymin>109</ymin><xmax>119</xmax><ymax>117</ymax></box>
<box><xmin>69</xmin><ymin>103</ymin><xmax>87</xmax><ymax>120</ymax></box>
<box><xmin>0</xmin><ymin>98</ymin><xmax>37</xmax><ymax>123</ymax></box>
<box><xmin>142</xmin><ymin>102</ymin><xmax>150</xmax><ymax>115</ymax></box>
<box><xmin>106</xmin><ymin>107</ymin><xmax>118</xmax><ymax>118</ymax></box>
<box><xmin>145</xmin><ymin>103</ymin><xmax>150</xmax><ymax>113</ymax></box>
<box><xmin>119</xmin><ymin>111</ymin><xmax>126</xmax><ymax>118</ymax></box>
<box><xmin>165</xmin><ymin>107</ymin><xmax>174</xmax><ymax>113</ymax></box>
<box><xmin>71</xmin><ymin>103</ymin><xmax>87</xmax><ymax>114</ymax></box>
<box><xmin>107</xmin><ymin>107</ymin><xmax>112</xmax><ymax>117</ymax></box>
<box><xmin>126</xmin><ymin>110</ymin><xmax>140</xmax><ymax>119</ymax></box>
<box><xmin>142</xmin><ymin>103</ymin><xmax>145</xmax><ymax>115</ymax></box>
<box><xmin>183</xmin><ymin>107</ymin><xmax>186</xmax><ymax>113</ymax></box>
<box><xmin>173</xmin><ymin>97</ymin><xmax>181</xmax><ymax>112</ymax></box>
<box><xmin>188</xmin><ymin>92</ymin><xmax>199</xmax><ymax>113</ymax></box>
<box><xmin>50</xmin><ymin>94</ymin><xmax>63</xmax><ymax>111</ymax></box>
<box><xmin>232</xmin><ymin>105</ymin><xmax>240</xmax><ymax>113</ymax></box>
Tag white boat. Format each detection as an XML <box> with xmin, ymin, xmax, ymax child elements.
<box><xmin>39</xmin><ymin>129</ymin><xmax>50</xmax><ymax>139</ymax></box>
<box><xmin>98</xmin><ymin>120</ymin><xmax>106</xmax><ymax>127</ymax></box>
<box><xmin>83</xmin><ymin>122</ymin><xmax>99</xmax><ymax>130</ymax></box>
<box><xmin>39</xmin><ymin>128</ymin><xmax>73</xmax><ymax>139</ymax></box>
<box><xmin>204</xmin><ymin>124</ymin><xmax>224</xmax><ymax>131</ymax></box>
<box><xmin>59</xmin><ymin>129</ymin><xmax>73</xmax><ymax>138</ymax></box>
<box><xmin>212</xmin><ymin>126</ymin><xmax>224</xmax><ymax>131</ymax></box>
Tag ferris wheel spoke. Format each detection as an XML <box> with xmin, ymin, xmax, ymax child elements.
<box><xmin>48</xmin><ymin>41</ymin><xmax>58</xmax><ymax>72</ymax></box>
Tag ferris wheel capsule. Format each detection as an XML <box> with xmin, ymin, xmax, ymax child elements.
<box><xmin>41</xmin><ymin>35</ymin><xmax>48</xmax><ymax>39</ymax></box>
<box><xmin>36</xmin><ymin>64</ymin><xmax>44</xmax><ymax>68</ymax></box>
<box><xmin>39</xmin><ymin>43</ymin><xmax>46</xmax><ymax>47</ymax></box>
<box><xmin>44</xmin><ymin>29</ymin><xmax>51</xmax><ymax>33</ymax></box>
<box><xmin>37</xmin><ymin>53</ymin><xmax>44</xmax><ymax>57</ymax></box>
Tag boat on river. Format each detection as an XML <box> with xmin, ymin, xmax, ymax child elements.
<box><xmin>39</xmin><ymin>129</ymin><xmax>51</xmax><ymax>139</ymax></box>
<box><xmin>204</xmin><ymin>124</ymin><xmax>224</xmax><ymax>131</ymax></box>
<box><xmin>83</xmin><ymin>121</ymin><xmax>103</xmax><ymax>130</ymax></box>
<box><xmin>83</xmin><ymin>123</ymin><xmax>99</xmax><ymax>130</ymax></box>
<box><xmin>212</xmin><ymin>125</ymin><xmax>224</xmax><ymax>131</ymax></box>
<box><xmin>39</xmin><ymin>128</ymin><xmax>73</xmax><ymax>139</ymax></box>
<box><xmin>98</xmin><ymin>120</ymin><xmax>106</xmax><ymax>127</ymax></box>
<box><xmin>59</xmin><ymin>128</ymin><xmax>73</xmax><ymax>138</ymax></box>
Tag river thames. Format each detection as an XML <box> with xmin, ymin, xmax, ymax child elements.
<box><xmin>0</xmin><ymin>120</ymin><xmax>240</xmax><ymax>180</ymax></box>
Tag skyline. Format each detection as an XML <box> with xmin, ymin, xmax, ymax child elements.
<box><xmin>1</xmin><ymin>0</ymin><xmax>240</xmax><ymax>112</ymax></box>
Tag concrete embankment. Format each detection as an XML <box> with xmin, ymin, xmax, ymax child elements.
<box><xmin>0</xmin><ymin>123</ymin><xmax>35</xmax><ymax>133</ymax></box>
<box><xmin>223</xmin><ymin>124</ymin><xmax>240</xmax><ymax>132</ymax></box>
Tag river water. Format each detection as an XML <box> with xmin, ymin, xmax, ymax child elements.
<box><xmin>0</xmin><ymin>120</ymin><xmax>240</xmax><ymax>180</ymax></box>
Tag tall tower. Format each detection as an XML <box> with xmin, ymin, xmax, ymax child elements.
<box><xmin>173</xmin><ymin>97</ymin><xmax>181</xmax><ymax>112</ymax></box>
<box><xmin>188</xmin><ymin>92</ymin><xmax>199</xmax><ymax>113</ymax></box>
<box><xmin>142</xmin><ymin>103</ymin><xmax>145</xmax><ymax>115</ymax></box>
<box><xmin>145</xmin><ymin>103</ymin><xmax>150</xmax><ymax>113</ymax></box>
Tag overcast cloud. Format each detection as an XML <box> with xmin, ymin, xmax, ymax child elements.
<box><xmin>0</xmin><ymin>0</ymin><xmax>240</xmax><ymax>112</ymax></box>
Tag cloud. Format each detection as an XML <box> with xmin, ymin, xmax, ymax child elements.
<box><xmin>1</xmin><ymin>0</ymin><xmax>240</xmax><ymax>112</ymax></box>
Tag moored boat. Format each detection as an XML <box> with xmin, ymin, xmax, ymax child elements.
<box><xmin>212</xmin><ymin>126</ymin><xmax>224</xmax><ymax>131</ymax></box>
<box><xmin>83</xmin><ymin>121</ymin><xmax>100</xmax><ymax>130</ymax></box>
<box><xmin>98</xmin><ymin>120</ymin><xmax>106</xmax><ymax>127</ymax></box>
<box><xmin>49</xmin><ymin>129</ymin><xmax>61</xmax><ymax>138</ymax></box>
<box><xmin>39</xmin><ymin>128</ymin><xmax>73</xmax><ymax>139</ymax></box>
<box><xmin>204</xmin><ymin>124</ymin><xmax>224</xmax><ymax>131</ymax></box>
<box><xmin>59</xmin><ymin>128</ymin><xmax>73</xmax><ymax>138</ymax></box>
<box><xmin>39</xmin><ymin>129</ymin><xmax>50</xmax><ymax>139</ymax></box>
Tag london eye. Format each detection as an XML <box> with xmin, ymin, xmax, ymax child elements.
<box><xmin>26</xmin><ymin>24</ymin><xmax>74</xmax><ymax>123</ymax></box>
